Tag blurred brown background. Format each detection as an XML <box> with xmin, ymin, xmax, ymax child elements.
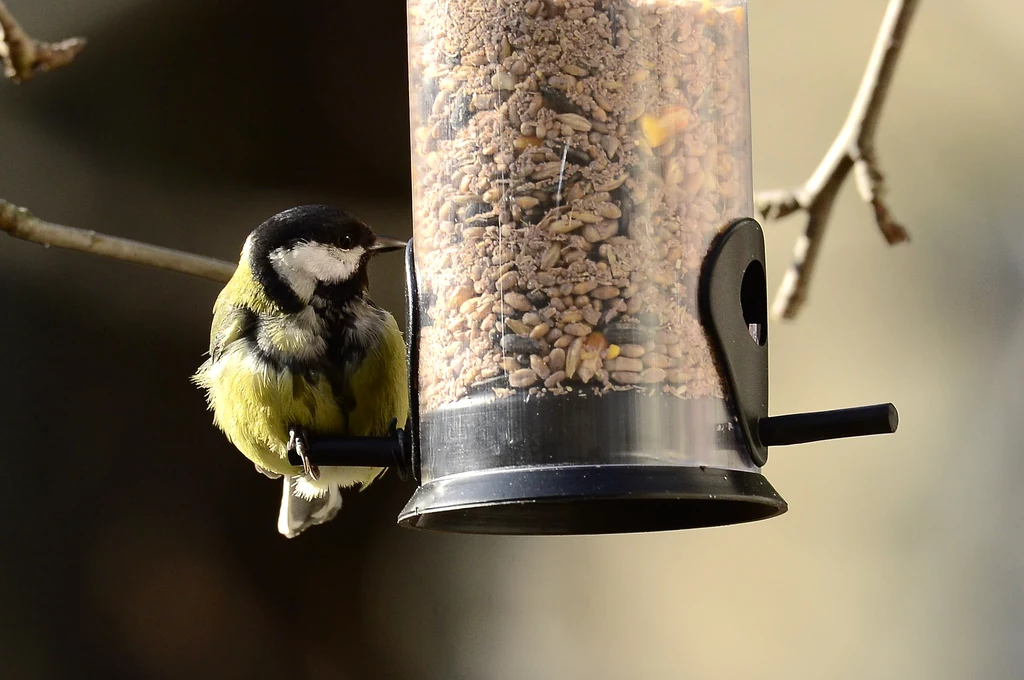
<box><xmin>1</xmin><ymin>0</ymin><xmax>1022</xmax><ymax>678</ymax></box>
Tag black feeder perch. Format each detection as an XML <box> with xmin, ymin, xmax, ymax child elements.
<box><xmin>290</xmin><ymin>0</ymin><xmax>898</xmax><ymax>535</ymax></box>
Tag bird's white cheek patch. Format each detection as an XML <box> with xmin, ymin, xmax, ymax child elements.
<box><xmin>275</xmin><ymin>243</ymin><xmax>363</xmax><ymax>286</ymax></box>
<box><xmin>270</xmin><ymin>248</ymin><xmax>316</xmax><ymax>301</ymax></box>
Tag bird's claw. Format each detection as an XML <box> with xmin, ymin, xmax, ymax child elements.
<box><xmin>287</xmin><ymin>426</ymin><xmax>319</xmax><ymax>481</ymax></box>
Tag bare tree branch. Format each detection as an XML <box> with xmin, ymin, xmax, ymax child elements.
<box><xmin>0</xmin><ymin>0</ymin><xmax>86</xmax><ymax>83</ymax></box>
<box><xmin>0</xmin><ymin>11</ymin><xmax>225</xmax><ymax>282</ymax></box>
<box><xmin>0</xmin><ymin>11</ymin><xmax>233</xmax><ymax>283</ymax></box>
<box><xmin>0</xmin><ymin>200</ymin><xmax>235</xmax><ymax>283</ymax></box>
<box><xmin>756</xmin><ymin>0</ymin><xmax>918</xmax><ymax>320</ymax></box>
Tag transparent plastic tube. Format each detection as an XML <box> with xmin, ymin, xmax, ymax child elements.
<box><xmin>406</xmin><ymin>0</ymin><xmax>755</xmax><ymax>482</ymax></box>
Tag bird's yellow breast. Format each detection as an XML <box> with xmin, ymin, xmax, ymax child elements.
<box><xmin>196</xmin><ymin>308</ymin><xmax>409</xmax><ymax>477</ymax></box>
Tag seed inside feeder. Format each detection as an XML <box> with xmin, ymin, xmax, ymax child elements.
<box><xmin>406</xmin><ymin>0</ymin><xmax>755</xmax><ymax>478</ymax></box>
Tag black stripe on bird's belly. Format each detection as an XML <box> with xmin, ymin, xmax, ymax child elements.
<box><xmin>321</xmin><ymin>327</ymin><xmax>370</xmax><ymax>419</ymax></box>
<box><xmin>319</xmin><ymin>299</ymin><xmax>387</xmax><ymax>420</ymax></box>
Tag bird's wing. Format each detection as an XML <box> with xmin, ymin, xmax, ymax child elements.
<box><xmin>209</xmin><ymin>297</ymin><xmax>252</xmax><ymax>363</ymax></box>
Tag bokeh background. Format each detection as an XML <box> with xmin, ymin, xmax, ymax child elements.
<box><xmin>1</xmin><ymin>0</ymin><xmax>1022</xmax><ymax>678</ymax></box>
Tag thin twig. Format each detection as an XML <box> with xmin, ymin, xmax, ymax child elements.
<box><xmin>756</xmin><ymin>0</ymin><xmax>918</xmax><ymax>320</ymax></box>
<box><xmin>0</xmin><ymin>0</ymin><xmax>86</xmax><ymax>83</ymax></box>
<box><xmin>0</xmin><ymin>200</ymin><xmax>236</xmax><ymax>283</ymax></box>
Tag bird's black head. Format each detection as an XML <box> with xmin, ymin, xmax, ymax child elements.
<box><xmin>247</xmin><ymin>205</ymin><xmax>406</xmax><ymax>312</ymax></box>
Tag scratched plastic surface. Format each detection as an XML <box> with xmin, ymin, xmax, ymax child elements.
<box><xmin>405</xmin><ymin>0</ymin><xmax>755</xmax><ymax>482</ymax></box>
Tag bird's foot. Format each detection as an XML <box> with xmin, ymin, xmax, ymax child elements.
<box><xmin>287</xmin><ymin>426</ymin><xmax>320</xmax><ymax>481</ymax></box>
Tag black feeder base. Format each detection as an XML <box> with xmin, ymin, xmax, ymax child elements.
<box><xmin>397</xmin><ymin>465</ymin><xmax>787</xmax><ymax>535</ymax></box>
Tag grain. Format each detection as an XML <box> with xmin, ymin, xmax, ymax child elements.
<box><xmin>564</xmin><ymin>323</ymin><xmax>592</xmax><ymax>337</ymax></box>
<box><xmin>530</xmin><ymin>354</ymin><xmax>551</xmax><ymax>380</ymax></box>
<box><xmin>408</xmin><ymin>0</ymin><xmax>750</xmax><ymax>409</ymax></box>
<box><xmin>509</xmin><ymin>368</ymin><xmax>538</xmax><ymax>388</ymax></box>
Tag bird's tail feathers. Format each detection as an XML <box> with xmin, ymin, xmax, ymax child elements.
<box><xmin>276</xmin><ymin>476</ymin><xmax>342</xmax><ymax>538</ymax></box>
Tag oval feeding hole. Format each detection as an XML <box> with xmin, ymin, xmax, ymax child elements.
<box><xmin>740</xmin><ymin>260</ymin><xmax>767</xmax><ymax>346</ymax></box>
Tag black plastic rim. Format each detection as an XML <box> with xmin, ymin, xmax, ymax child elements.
<box><xmin>397</xmin><ymin>465</ymin><xmax>787</xmax><ymax>535</ymax></box>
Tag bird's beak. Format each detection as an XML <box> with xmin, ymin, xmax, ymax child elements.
<box><xmin>368</xmin><ymin>235</ymin><xmax>407</xmax><ymax>254</ymax></box>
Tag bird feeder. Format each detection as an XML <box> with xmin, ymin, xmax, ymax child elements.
<box><xmin>291</xmin><ymin>0</ymin><xmax>898</xmax><ymax>535</ymax></box>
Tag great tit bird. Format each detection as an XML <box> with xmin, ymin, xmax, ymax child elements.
<box><xmin>193</xmin><ymin>205</ymin><xmax>409</xmax><ymax>538</ymax></box>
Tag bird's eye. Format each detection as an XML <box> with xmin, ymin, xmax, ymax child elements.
<box><xmin>339</xmin><ymin>234</ymin><xmax>354</xmax><ymax>250</ymax></box>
